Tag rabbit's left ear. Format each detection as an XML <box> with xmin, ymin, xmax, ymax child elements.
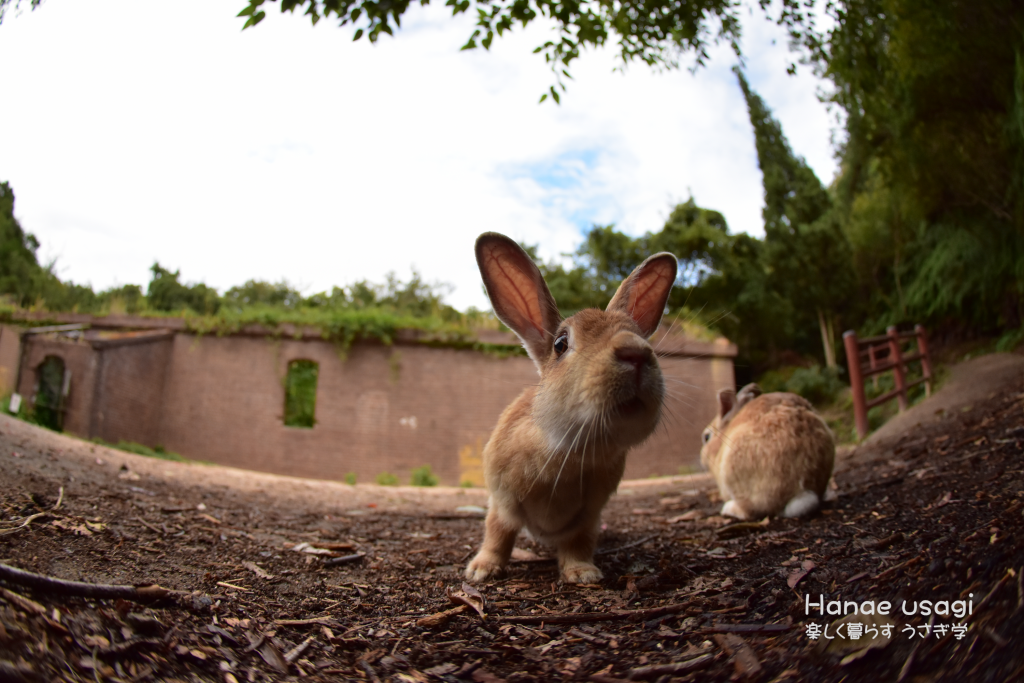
<box><xmin>606</xmin><ymin>253</ymin><xmax>678</xmax><ymax>337</ymax></box>
<box><xmin>717</xmin><ymin>388</ymin><xmax>736</xmax><ymax>419</ymax></box>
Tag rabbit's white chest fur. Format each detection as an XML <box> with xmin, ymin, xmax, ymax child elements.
<box><xmin>493</xmin><ymin>445</ymin><xmax>627</xmax><ymax>542</ymax></box>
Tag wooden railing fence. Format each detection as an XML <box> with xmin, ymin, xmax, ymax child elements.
<box><xmin>843</xmin><ymin>325</ymin><xmax>933</xmax><ymax>440</ymax></box>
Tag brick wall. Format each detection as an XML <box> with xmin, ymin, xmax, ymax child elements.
<box><xmin>154</xmin><ymin>334</ymin><xmax>734</xmax><ymax>485</ymax></box>
<box><xmin>0</xmin><ymin>325</ymin><xmax>21</xmax><ymax>397</ymax></box>
<box><xmin>155</xmin><ymin>336</ymin><xmax>535</xmax><ymax>485</ymax></box>
<box><xmin>17</xmin><ymin>337</ymin><xmax>98</xmax><ymax>437</ymax></box>
<box><xmin>11</xmin><ymin>320</ymin><xmax>736</xmax><ymax>485</ymax></box>
<box><xmin>91</xmin><ymin>336</ymin><xmax>174</xmax><ymax>446</ymax></box>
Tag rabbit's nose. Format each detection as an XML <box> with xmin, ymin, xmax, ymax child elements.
<box><xmin>615</xmin><ymin>346</ymin><xmax>650</xmax><ymax>373</ymax></box>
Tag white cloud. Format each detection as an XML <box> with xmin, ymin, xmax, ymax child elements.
<box><xmin>0</xmin><ymin>0</ymin><xmax>837</xmax><ymax>310</ymax></box>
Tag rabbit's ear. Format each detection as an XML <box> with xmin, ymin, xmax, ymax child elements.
<box><xmin>606</xmin><ymin>253</ymin><xmax>678</xmax><ymax>338</ymax></box>
<box><xmin>717</xmin><ymin>388</ymin><xmax>736</xmax><ymax>419</ymax></box>
<box><xmin>735</xmin><ymin>383</ymin><xmax>762</xmax><ymax>409</ymax></box>
<box><xmin>476</xmin><ymin>233</ymin><xmax>561</xmax><ymax>365</ymax></box>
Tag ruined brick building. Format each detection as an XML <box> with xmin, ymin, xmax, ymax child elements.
<box><xmin>0</xmin><ymin>315</ymin><xmax>736</xmax><ymax>485</ymax></box>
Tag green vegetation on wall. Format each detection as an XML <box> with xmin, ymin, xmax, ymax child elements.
<box><xmin>283</xmin><ymin>359</ymin><xmax>319</xmax><ymax>428</ymax></box>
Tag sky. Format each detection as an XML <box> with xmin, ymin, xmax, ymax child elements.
<box><xmin>0</xmin><ymin>0</ymin><xmax>839</xmax><ymax>311</ymax></box>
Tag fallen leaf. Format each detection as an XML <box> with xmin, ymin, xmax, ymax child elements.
<box><xmin>714</xmin><ymin>633</ymin><xmax>762</xmax><ymax>679</ymax></box>
<box><xmin>536</xmin><ymin>638</ymin><xmax>564</xmax><ymax>654</ymax></box>
<box><xmin>668</xmin><ymin>510</ymin><xmax>703</xmax><ymax>523</ymax></box>
<box><xmin>289</xmin><ymin>542</ymin><xmax>334</xmax><ymax>555</ymax></box>
<box><xmin>424</xmin><ymin>663</ymin><xmax>458</xmax><ymax>676</ymax></box>
<box><xmin>257</xmin><ymin>639</ymin><xmax>289</xmax><ymax>673</ymax></box>
<box><xmin>243</xmin><ymin>561</ymin><xmax>274</xmax><ymax>579</ymax></box>
<box><xmin>787</xmin><ymin>560</ymin><xmax>816</xmax><ymax>588</ymax></box>
<box><xmin>396</xmin><ymin>673</ymin><xmax>430</xmax><ymax>683</ymax></box>
<box><xmin>716</xmin><ymin>519</ymin><xmax>770</xmax><ymax>538</ymax></box>
<box><xmin>83</xmin><ymin>635</ymin><xmax>111</xmax><ymax>648</ymax></box>
<box><xmin>416</xmin><ymin>605</ymin><xmax>468</xmax><ymax>628</ymax></box>
<box><xmin>813</xmin><ymin>613</ymin><xmax>896</xmax><ymax>664</ymax></box>
<box><xmin>447</xmin><ymin>583</ymin><xmax>486</xmax><ymax>619</ymax></box>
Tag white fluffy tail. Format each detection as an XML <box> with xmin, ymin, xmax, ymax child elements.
<box><xmin>782</xmin><ymin>490</ymin><xmax>820</xmax><ymax>518</ymax></box>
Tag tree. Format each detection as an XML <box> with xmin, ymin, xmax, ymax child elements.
<box><xmin>823</xmin><ymin>0</ymin><xmax>1024</xmax><ymax>333</ymax></box>
<box><xmin>0</xmin><ymin>181</ymin><xmax>44</xmax><ymax>307</ymax></box>
<box><xmin>736</xmin><ymin>68</ymin><xmax>855</xmax><ymax>368</ymax></box>
<box><xmin>223</xmin><ymin>280</ymin><xmax>304</xmax><ymax>311</ymax></box>
<box><xmin>147</xmin><ymin>263</ymin><xmax>221</xmax><ymax>315</ymax></box>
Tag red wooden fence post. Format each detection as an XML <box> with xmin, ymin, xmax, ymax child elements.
<box><xmin>915</xmin><ymin>324</ymin><xmax>932</xmax><ymax>398</ymax></box>
<box><xmin>844</xmin><ymin>330</ymin><xmax>869</xmax><ymax>440</ymax></box>
<box><xmin>887</xmin><ymin>326</ymin><xmax>908</xmax><ymax>411</ymax></box>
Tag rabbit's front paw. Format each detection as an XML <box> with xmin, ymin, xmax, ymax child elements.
<box><xmin>561</xmin><ymin>560</ymin><xmax>603</xmax><ymax>584</ymax></box>
<box><xmin>465</xmin><ymin>551</ymin><xmax>505</xmax><ymax>583</ymax></box>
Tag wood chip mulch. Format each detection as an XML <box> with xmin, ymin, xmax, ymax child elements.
<box><xmin>1</xmin><ymin>381</ymin><xmax>1023</xmax><ymax>682</ymax></box>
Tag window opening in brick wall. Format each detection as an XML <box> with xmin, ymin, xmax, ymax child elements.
<box><xmin>34</xmin><ymin>355</ymin><xmax>69</xmax><ymax>431</ymax></box>
<box><xmin>284</xmin><ymin>359</ymin><xmax>318</xmax><ymax>428</ymax></box>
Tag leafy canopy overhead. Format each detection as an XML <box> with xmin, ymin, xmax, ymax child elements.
<box><xmin>231</xmin><ymin>0</ymin><xmax>821</xmax><ymax>101</ymax></box>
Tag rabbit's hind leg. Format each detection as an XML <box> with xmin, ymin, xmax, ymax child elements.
<box><xmin>721</xmin><ymin>499</ymin><xmax>752</xmax><ymax>520</ymax></box>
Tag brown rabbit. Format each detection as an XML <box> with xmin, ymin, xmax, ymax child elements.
<box><xmin>465</xmin><ymin>233</ymin><xmax>677</xmax><ymax>584</ymax></box>
<box><xmin>700</xmin><ymin>383</ymin><xmax>835</xmax><ymax>520</ymax></box>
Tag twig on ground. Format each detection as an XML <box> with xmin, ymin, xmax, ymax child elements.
<box><xmin>274</xmin><ymin>617</ymin><xmax>341</xmax><ymax>627</ymax></box>
<box><xmin>493</xmin><ymin>596</ymin><xmax>788</xmax><ymax>629</ymax></box>
<box><xmin>358</xmin><ymin>660</ymin><xmax>381</xmax><ymax>683</ymax></box>
<box><xmin>596</xmin><ymin>534</ymin><xmax>659</xmax><ymax>556</ymax></box>
<box><xmin>0</xmin><ymin>562</ymin><xmax>178</xmax><ymax>601</ymax></box>
<box><xmin>323</xmin><ymin>553</ymin><xmax>365</xmax><ymax>567</ymax></box>
<box><xmin>872</xmin><ymin>556</ymin><xmax>921</xmax><ymax>581</ymax></box>
<box><xmin>623</xmin><ymin>653</ymin><xmax>715</xmax><ymax>679</ymax></box>
<box><xmin>283</xmin><ymin>636</ymin><xmax>315</xmax><ymax>663</ymax></box>
<box><xmin>1</xmin><ymin>587</ymin><xmax>45</xmax><ymax>614</ymax></box>
<box><xmin>0</xmin><ymin>512</ymin><xmax>48</xmax><ymax>536</ymax></box>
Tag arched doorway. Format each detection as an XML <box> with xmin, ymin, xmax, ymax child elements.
<box><xmin>35</xmin><ymin>355</ymin><xmax>68</xmax><ymax>431</ymax></box>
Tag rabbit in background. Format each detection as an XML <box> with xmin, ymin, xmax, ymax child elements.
<box><xmin>700</xmin><ymin>383</ymin><xmax>835</xmax><ymax>520</ymax></box>
<box><xmin>465</xmin><ymin>232</ymin><xmax>677</xmax><ymax>584</ymax></box>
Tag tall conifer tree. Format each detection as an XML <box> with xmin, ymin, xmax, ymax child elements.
<box><xmin>735</xmin><ymin>68</ymin><xmax>854</xmax><ymax>368</ymax></box>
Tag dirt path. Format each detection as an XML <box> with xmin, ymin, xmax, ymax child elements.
<box><xmin>1</xmin><ymin>352</ymin><xmax>1023</xmax><ymax>682</ymax></box>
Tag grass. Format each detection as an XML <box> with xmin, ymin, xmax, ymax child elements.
<box><xmin>0</xmin><ymin>303</ymin><xmax>526</xmax><ymax>358</ymax></box>
<box><xmin>88</xmin><ymin>438</ymin><xmax>215</xmax><ymax>464</ymax></box>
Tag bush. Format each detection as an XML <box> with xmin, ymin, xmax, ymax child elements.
<box><xmin>996</xmin><ymin>327</ymin><xmax>1024</xmax><ymax>352</ymax></box>
<box><xmin>376</xmin><ymin>472</ymin><xmax>398</xmax><ymax>486</ymax></box>
<box><xmin>344</xmin><ymin>472</ymin><xmax>357</xmax><ymax>485</ymax></box>
<box><xmin>756</xmin><ymin>365</ymin><xmax>845</xmax><ymax>407</ymax></box>
<box><xmin>410</xmin><ymin>465</ymin><xmax>439</xmax><ymax>487</ymax></box>
<box><xmin>785</xmin><ymin>366</ymin><xmax>845</xmax><ymax>406</ymax></box>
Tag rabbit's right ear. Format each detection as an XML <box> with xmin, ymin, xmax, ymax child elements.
<box><xmin>735</xmin><ymin>383</ymin><xmax>762</xmax><ymax>409</ymax></box>
<box><xmin>476</xmin><ymin>233</ymin><xmax>561</xmax><ymax>366</ymax></box>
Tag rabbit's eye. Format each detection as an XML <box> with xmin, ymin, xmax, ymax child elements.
<box><xmin>553</xmin><ymin>333</ymin><xmax>569</xmax><ymax>356</ymax></box>
<box><xmin>702</xmin><ymin>431</ymin><xmax>712</xmax><ymax>444</ymax></box>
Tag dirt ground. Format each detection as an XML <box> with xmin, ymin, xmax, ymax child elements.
<box><xmin>2</xmin><ymin>352</ymin><xmax>1024</xmax><ymax>683</ymax></box>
